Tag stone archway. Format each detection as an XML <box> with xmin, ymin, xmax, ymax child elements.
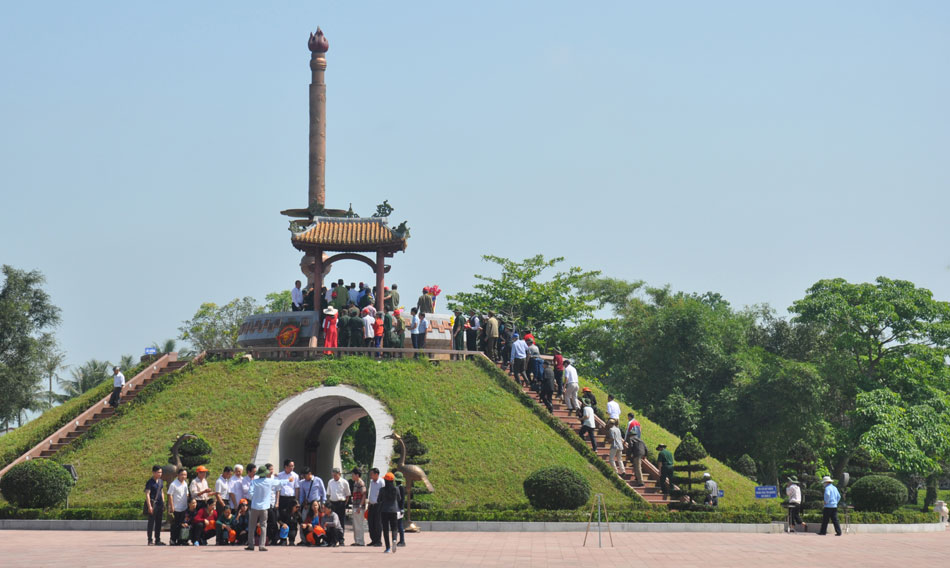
<box><xmin>253</xmin><ymin>385</ymin><xmax>393</xmax><ymax>482</ymax></box>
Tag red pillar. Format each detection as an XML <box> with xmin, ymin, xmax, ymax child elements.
<box><xmin>375</xmin><ymin>249</ymin><xmax>385</xmax><ymax>314</ymax></box>
<box><xmin>312</xmin><ymin>251</ymin><xmax>324</xmax><ymax>348</ymax></box>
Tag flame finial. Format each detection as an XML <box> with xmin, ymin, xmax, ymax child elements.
<box><xmin>308</xmin><ymin>27</ymin><xmax>329</xmax><ymax>53</ymax></box>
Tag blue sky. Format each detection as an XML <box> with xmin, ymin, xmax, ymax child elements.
<box><xmin>2</xmin><ymin>1</ymin><xmax>948</xmax><ymax>379</ymax></box>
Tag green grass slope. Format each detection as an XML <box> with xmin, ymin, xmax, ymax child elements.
<box><xmin>52</xmin><ymin>358</ymin><xmax>637</xmax><ymax>511</ymax></box>
<box><xmin>578</xmin><ymin>379</ymin><xmax>761</xmax><ymax>508</ymax></box>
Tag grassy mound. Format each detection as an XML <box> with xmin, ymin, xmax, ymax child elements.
<box><xmin>51</xmin><ymin>358</ymin><xmax>638</xmax><ymax>511</ymax></box>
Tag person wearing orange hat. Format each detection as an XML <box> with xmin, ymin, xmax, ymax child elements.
<box><xmin>378</xmin><ymin>472</ymin><xmax>401</xmax><ymax>553</ymax></box>
<box><xmin>190</xmin><ymin>465</ymin><xmax>212</xmax><ymax>510</ymax></box>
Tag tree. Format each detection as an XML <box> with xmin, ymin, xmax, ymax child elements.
<box><xmin>790</xmin><ymin>277</ymin><xmax>950</xmax><ymax>477</ymax></box>
<box><xmin>0</xmin><ymin>266</ymin><xmax>61</xmax><ymax>428</ymax></box>
<box><xmin>37</xmin><ymin>335</ymin><xmax>66</xmax><ymax>409</ymax></box>
<box><xmin>446</xmin><ymin>255</ymin><xmax>600</xmax><ymax>340</ymax></box>
<box><xmin>57</xmin><ymin>359</ymin><xmax>111</xmax><ymax>400</ymax></box>
<box><xmin>178</xmin><ymin>297</ymin><xmax>262</xmax><ymax>352</ymax></box>
<box><xmin>671</xmin><ymin>432</ymin><xmax>709</xmax><ymax>507</ymax></box>
<box><xmin>265</xmin><ymin>290</ymin><xmax>293</xmax><ymax>313</ymax></box>
<box><xmin>151</xmin><ymin>339</ymin><xmax>178</xmax><ymax>355</ymax></box>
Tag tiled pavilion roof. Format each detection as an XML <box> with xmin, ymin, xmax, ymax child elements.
<box><xmin>290</xmin><ymin>217</ymin><xmax>408</xmax><ymax>253</ymax></box>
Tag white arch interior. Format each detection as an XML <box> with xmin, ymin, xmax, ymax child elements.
<box><xmin>254</xmin><ymin>385</ymin><xmax>393</xmax><ymax>482</ymax></box>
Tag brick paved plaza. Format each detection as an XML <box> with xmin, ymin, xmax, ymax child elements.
<box><xmin>0</xmin><ymin>530</ymin><xmax>946</xmax><ymax>567</ymax></box>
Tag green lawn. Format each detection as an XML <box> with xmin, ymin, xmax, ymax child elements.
<box><xmin>52</xmin><ymin>358</ymin><xmax>638</xmax><ymax>511</ymax></box>
<box><xmin>899</xmin><ymin>489</ymin><xmax>950</xmax><ymax>513</ymax></box>
<box><xmin>577</xmin><ymin>379</ymin><xmax>762</xmax><ymax>509</ymax></box>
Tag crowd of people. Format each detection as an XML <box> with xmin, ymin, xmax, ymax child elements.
<box><xmin>144</xmin><ymin>459</ymin><xmax>409</xmax><ymax>552</ymax></box>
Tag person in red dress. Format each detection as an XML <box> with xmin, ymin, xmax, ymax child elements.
<box><xmin>323</xmin><ymin>307</ymin><xmax>339</xmax><ymax>355</ymax></box>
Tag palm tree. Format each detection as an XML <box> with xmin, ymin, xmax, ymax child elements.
<box><xmin>118</xmin><ymin>354</ymin><xmax>136</xmax><ymax>372</ymax></box>
<box><xmin>57</xmin><ymin>359</ymin><xmax>111</xmax><ymax>400</ymax></box>
<box><xmin>38</xmin><ymin>337</ymin><xmax>67</xmax><ymax>409</ymax></box>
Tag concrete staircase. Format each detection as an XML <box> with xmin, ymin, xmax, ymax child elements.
<box><xmin>0</xmin><ymin>353</ymin><xmax>189</xmax><ymax>477</ymax></box>
<box><xmin>493</xmin><ymin>360</ymin><xmax>674</xmax><ymax>506</ymax></box>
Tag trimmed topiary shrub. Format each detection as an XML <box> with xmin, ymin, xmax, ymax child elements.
<box><xmin>735</xmin><ymin>454</ymin><xmax>757</xmax><ymax>481</ymax></box>
<box><xmin>0</xmin><ymin>458</ymin><xmax>74</xmax><ymax>508</ymax></box>
<box><xmin>849</xmin><ymin>475</ymin><xmax>908</xmax><ymax>513</ymax></box>
<box><xmin>176</xmin><ymin>436</ymin><xmax>212</xmax><ymax>469</ymax></box>
<box><xmin>523</xmin><ymin>465</ymin><xmax>591</xmax><ymax>510</ymax></box>
<box><xmin>671</xmin><ymin>432</ymin><xmax>708</xmax><ymax>506</ymax></box>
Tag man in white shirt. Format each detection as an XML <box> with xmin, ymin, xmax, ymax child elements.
<box><xmin>580</xmin><ymin>402</ymin><xmax>598</xmax><ymax>451</ymax></box>
<box><xmin>563</xmin><ymin>359</ymin><xmax>579</xmax><ymax>411</ymax></box>
<box><xmin>291</xmin><ymin>280</ymin><xmax>304</xmax><ymax>311</ymax></box>
<box><xmin>167</xmin><ymin>468</ymin><xmax>190</xmax><ymax>545</ymax></box>
<box><xmin>366</xmin><ymin>468</ymin><xmax>385</xmax><ymax>547</ymax></box>
<box><xmin>606</xmin><ymin>394</ymin><xmax>621</xmax><ymax>422</ymax></box>
<box><xmin>108</xmin><ymin>366</ymin><xmax>125</xmax><ymax>407</ymax></box>
<box><xmin>326</xmin><ymin>467</ymin><xmax>351</xmax><ymax>544</ymax></box>
<box><xmin>409</xmin><ymin>308</ymin><xmax>420</xmax><ymax>349</ymax></box>
<box><xmin>509</xmin><ymin>334</ymin><xmax>528</xmax><ymax>386</ymax></box>
<box><xmin>362</xmin><ymin>308</ymin><xmax>375</xmax><ymax>347</ymax></box>
<box><xmin>348</xmin><ymin>283</ymin><xmax>360</xmax><ymax>305</ymax></box>
<box><xmin>228</xmin><ymin>464</ymin><xmax>245</xmax><ymax>510</ymax></box>
<box><xmin>275</xmin><ymin>459</ymin><xmax>299</xmax><ymax>511</ymax></box>
<box><xmin>214</xmin><ymin>466</ymin><xmax>233</xmax><ymax>513</ymax></box>
<box><xmin>416</xmin><ymin>313</ymin><xmax>429</xmax><ymax>348</ymax></box>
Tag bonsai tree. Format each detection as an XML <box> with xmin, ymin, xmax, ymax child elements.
<box><xmin>671</xmin><ymin>432</ymin><xmax>709</xmax><ymax>507</ymax></box>
<box><xmin>782</xmin><ymin>440</ymin><xmax>823</xmax><ymax>511</ymax></box>
<box><xmin>735</xmin><ymin>454</ymin><xmax>758</xmax><ymax>482</ymax></box>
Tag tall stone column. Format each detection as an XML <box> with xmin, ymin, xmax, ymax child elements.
<box><xmin>308</xmin><ymin>28</ymin><xmax>329</xmax><ymax>208</ymax></box>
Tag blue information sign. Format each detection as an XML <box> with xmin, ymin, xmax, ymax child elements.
<box><xmin>754</xmin><ymin>485</ymin><xmax>778</xmax><ymax>499</ymax></box>
<box><xmin>718</xmin><ymin>490</ymin><xmax>724</xmax><ymax>498</ymax></box>
<box><xmin>144</xmin><ymin>347</ymin><xmax>158</xmax><ymax>355</ymax></box>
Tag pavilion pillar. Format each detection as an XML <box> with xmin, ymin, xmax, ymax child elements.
<box><xmin>375</xmin><ymin>249</ymin><xmax>385</xmax><ymax>314</ymax></box>
<box><xmin>308</xmin><ymin>31</ymin><xmax>328</xmax><ymax>208</ymax></box>
<box><xmin>312</xmin><ymin>250</ymin><xmax>324</xmax><ymax>347</ymax></box>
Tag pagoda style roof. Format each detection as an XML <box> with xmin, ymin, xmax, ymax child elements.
<box><xmin>290</xmin><ymin>216</ymin><xmax>408</xmax><ymax>254</ymax></box>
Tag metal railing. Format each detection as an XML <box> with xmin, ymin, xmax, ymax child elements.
<box><xmin>207</xmin><ymin>346</ymin><xmax>485</xmax><ymax>362</ymax></box>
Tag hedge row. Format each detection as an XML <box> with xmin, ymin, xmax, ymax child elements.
<box><xmin>0</xmin><ymin>505</ymin><xmax>937</xmax><ymax>524</ymax></box>
<box><xmin>471</xmin><ymin>357</ymin><xmax>648</xmax><ymax>508</ymax></box>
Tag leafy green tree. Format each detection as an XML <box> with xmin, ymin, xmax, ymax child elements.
<box><xmin>0</xmin><ymin>266</ymin><xmax>61</xmax><ymax>428</ymax></box>
<box><xmin>178</xmin><ymin>297</ymin><xmax>262</xmax><ymax>352</ymax></box>
<box><xmin>734</xmin><ymin>454</ymin><xmax>758</xmax><ymax>481</ymax></box>
<box><xmin>790</xmin><ymin>277</ymin><xmax>950</xmax><ymax>477</ymax></box>
<box><xmin>265</xmin><ymin>291</ymin><xmax>293</xmax><ymax>313</ymax></box>
<box><xmin>151</xmin><ymin>339</ymin><xmax>178</xmax><ymax>355</ymax></box>
<box><xmin>446</xmin><ymin>255</ymin><xmax>600</xmax><ymax>340</ymax></box>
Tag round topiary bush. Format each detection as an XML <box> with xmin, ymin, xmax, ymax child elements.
<box><xmin>0</xmin><ymin>458</ymin><xmax>75</xmax><ymax>508</ymax></box>
<box><xmin>849</xmin><ymin>475</ymin><xmax>908</xmax><ymax>513</ymax></box>
<box><xmin>177</xmin><ymin>436</ymin><xmax>212</xmax><ymax>469</ymax></box>
<box><xmin>523</xmin><ymin>465</ymin><xmax>590</xmax><ymax>510</ymax></box>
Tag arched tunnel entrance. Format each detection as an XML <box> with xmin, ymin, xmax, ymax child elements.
<box><xmin>253</xmin><ymin>385</ymin><xmax>393</xmax><ymax>482</ymax></box>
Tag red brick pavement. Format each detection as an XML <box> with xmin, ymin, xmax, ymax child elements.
<box><xmin>0</xmin><ymin>530</ymin><xmax>946</xmax><ymax>567</ymax></box>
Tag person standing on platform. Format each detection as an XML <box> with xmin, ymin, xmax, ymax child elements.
<box><xmin>291</xmin><ymin>280</ymin><xmax>304</xmax><ymax>311</ymax></box>
<box><xmin>326</xmin><ymin>467</ymin><xmax>351</xmax><ymax>545</ymax></box>
<box><xmin>228</xmin><ymin>464</ymin><xmax>245</xmax><ymax>511</ymax></box>
<box><xmin>452</xmin><ymin>309</ymin><xmax>466</xmax><ymax>351</ymax></box>
<box><xmin>378</xmin><ymin>472</ymin><xmax>401</xmax><ymax>553</ymax></box>
<box><xmin>362</xmin><ymin>308</ymin><xmax>375</xmax><ymax>348</ymax></box>
<box><xmin>817</xmin><ymin>476</ymin><xmax>842</xmax><ymax>536</ymax></box>
<box><xmin>416</xmin><ymin>287</ymin><xmax>433</xmax><ymax>315</ymax></box>
<box><xmin>348</xmin><ymin>307</ymin><xmax>363</xmax><ymax>350</ymax></box>
<box><xmin>338</xmin><ymin>308</ymin><xmax>351</xmax><ymax>348</ymax></box>
<box><xmin>108</xmin><ymin>366</ymin><xmax>125</xmax><ymax>407</ymax></box>
<box><xmin>466</xmin><ymin>309</ymin><xmax>480</xmax><ymax>351</ymax></box>
<box><xmin>145</xmin><ymin>465</ymin><xmax>165</xmax><ymax>545</ymax></box>
<box><xmin>323</xmin><ymin>307</ymin><xmax>339</xmax><ymax>353</ymax></box>
<box><xmin>484</xmin><ymin>311</ymin><xmax>499</xmax><ymax>361</ymax></box>
<box><xmin>416</xmin><ymin>313</ymin><xmax>429</xmax><ymax>349</ymax></box>
<box><xmin>366</xmin><ymin>468</ymin><xmax>385</xmax><ymax>547</ymax></box>
<box><xmin>392</xmin><ymin>309</ymin><xmax>405</xmax><ymax>348</ymax></box>
<box><xmin>409</xmin><ymin>308</ymin><xmax>420</xmax><ymax>348</ymax></box>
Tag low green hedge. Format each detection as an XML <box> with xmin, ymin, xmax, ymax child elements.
<box><xmin>471</xmin><ymin>357</ymin><xmax>648</xmax><ymax>508</ymax></box>
<box><xmin>801</xmin><ymin>510</ymin><xmax>937</xmax><ymax>524</ymax></box>
<box><xmin>414</xmin><ymin>508</ymin><xmax>774</xmax><ymax>523</ymax></box>
<box><xmin>0</xmin><ymin>505</ymin><xmax>142</xmax><ymax>520</ymax></box>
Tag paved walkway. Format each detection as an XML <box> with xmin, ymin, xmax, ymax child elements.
<box><xmin>0</xmin><ymin>530</ymin><xmax>946</xmax><ymax>567</ymax></box>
